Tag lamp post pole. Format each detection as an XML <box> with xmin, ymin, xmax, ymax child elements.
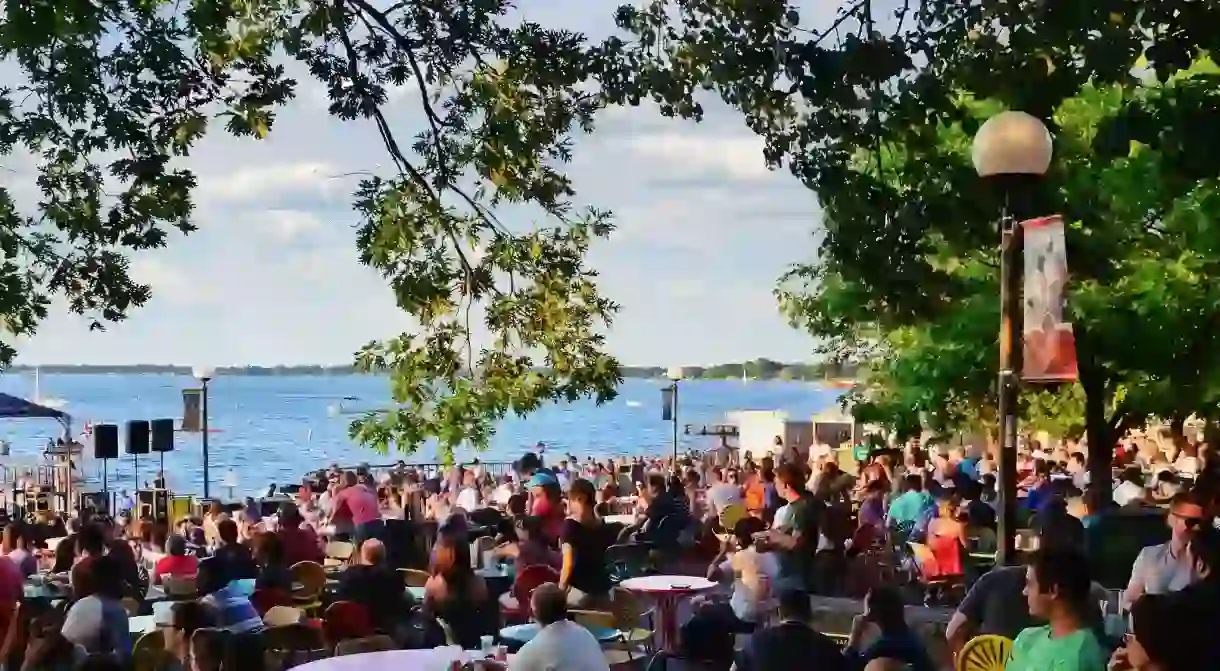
<box><xmin>201</xmin><ymin>375</ymin><xmax>210</xmax><ymax>500</ymax></box>
<box><xmin>972</xmin><ymin>111</ymin><xmax>1053</xmax><ymax>567</ymax></box>
<box><xmin>666</xmin><ymin>366</ymin><xmax>684</xmax><ymax>465</ymax></box>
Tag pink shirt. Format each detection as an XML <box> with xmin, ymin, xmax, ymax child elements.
<box><xmin>334</xmin><ymin>485</ymin><xmax>381</xmax><ymax>526</ymax></box>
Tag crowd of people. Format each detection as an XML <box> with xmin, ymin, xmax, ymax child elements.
<box><xmin>0</xmin><ymin>430</ymin><xmax>1217</xmax><ymax>671</ymax></box>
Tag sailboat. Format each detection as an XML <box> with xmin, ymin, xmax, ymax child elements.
<box><xmin>33</xmin><ymin>367</ymin><xmax>67</xmax><ymax>409</ymax></box>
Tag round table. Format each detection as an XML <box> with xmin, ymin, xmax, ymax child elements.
<box><xmin>129</xmin><ymin>615</ymin><xmax>157</xmax><ymax>635</ymax></box>
<box><xmin>618</xmin><ymin>575</ymin><xmax>716</xmax><ymax>652</ymax></box>
<box><xmin>290</xmin><ymin>648</ymin><xmax>514</xmax><ymax>671</ymax></box>
<box><xmin>499</xmin><ymin>622</ymin><xmax>620</xmax><ymax>645</ymax></box>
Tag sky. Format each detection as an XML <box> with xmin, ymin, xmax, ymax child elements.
<box><xmin>9</xmin><ymin>0</ymin><xmax>844</xmax><ymax>368</ymax></box>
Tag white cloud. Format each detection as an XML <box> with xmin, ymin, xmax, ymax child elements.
<box><xmin>129</xmin><ymin>257</ymin><xmax>217</xmax><ymax>306</ymax></box>
<box><xmin>622</xmin><ymin>132</ymin><xmax>772</xmax><ymax>180</ymax></box>
<box><xmin>199</xmin><ymin>162</ymin><xmax>340</xmax><ymax>204</ymax></box>
<box><xmin>263</xmin><ymin>209</ymin><xmax>325</xmax><ymax>242</ymax></box>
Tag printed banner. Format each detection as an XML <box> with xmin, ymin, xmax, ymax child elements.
<box><xmin>181</xmin><ymin>388</ymin><xmax>202</xmax><ymax>432</ymax></box>
<box><xmin>660</xmin><ymin>386</ymin><xmax>675</xmax><ymax>422</ymax></box>
<box><xmin>1022</xmin><ymin>215</ymin><xmax>1079</xmax><ymax>382</ymax></box>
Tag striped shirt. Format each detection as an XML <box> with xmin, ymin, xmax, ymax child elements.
<box><xmin>202</xmin><ymin>584</ymin><xmax>264</xmax><ymax>634</ymax></box>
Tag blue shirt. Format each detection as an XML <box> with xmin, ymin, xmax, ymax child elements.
<box><xmin>1025</xmin><ymin>483</ymin><xmax>1053</xmax><ymax>514</ymax></box>
<box><xmin>202</xmin><ymin>584</ymin><xmax>264</xmax><ymax>634</ymax></box>
<box><xmin>887</xmin><ymin>491</ymin><xmax>934</xmax><ymax>526</ymax></box>
<box><xmin>845</xmin><ymin>628</ymin><xmax>935</xmax><ymax>671</ymax></box>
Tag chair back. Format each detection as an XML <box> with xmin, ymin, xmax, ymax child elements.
<box><xmin>436</xmin><ymin>617</ymin><xmax>460</xmax><ymax>645</ymax></box>
<box><xmin>718</xmin><ymin>503</ymin><xmax>747</xmax><ymax>534</ymax></box>
<box><xmin>956</xmin><ymin>634</ymin><xmax>1013</xmax><ymax>671</ymax></box>
<box><xmin>907</xmin><ymin>542</ymin><xmax>938</xmax><ymax>577</ymax></box>
<box><xmin>471</xmin><ymin>536</ymin><xmax>497</xmax><ymax>568</ymax></box>
<box><xmin>399</xmin><ymin>567</ymin><xmax>431</xmax><ymax>587</ymax></box>
<box><xmin>322</xmin><ymin>601</ymin><xmax>374</xmax><ymax>643</ymax></box>
<box><xmin>263</xmin><ymin>605</ymin><xmax>305</xmax><ymax>628</ymax></box>
<box><xmin>325</xmin><ymin>541</ymin><xmax>355</xmax><ymax>564</ymax></box>
<box><xmin>512</xmin><ymin>564</ymin><xmax>561</xmax><ymax>618</ymax></box>
<box><xmin>335</xmin><ymin>634</ymin><xmax>395</xmax><ymax>656</ymax></box>
<box><xmin>163</xmin><ymin>574</ymin><xmax>198</xmax><ymax>597</ymax></box>
<box><xmin>290</xmin><ymin>560</ymin><xmax>327</xmax><ymax>599</ymax></box>
<box><xmin>132</xmin><ymin>631</ymin><xmax>172</xmax><ymax>671</ymax></box>
<box><xmin>262</xmin><ymin>623</ymin><xmax>327</xmax><ymax>669</ymax></box>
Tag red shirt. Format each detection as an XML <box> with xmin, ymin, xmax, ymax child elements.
<box><xmin>531</xmin><ymin>496</ymin><xmax>564</xmax><ymax>542</ymax></box>
<box><xmin>278</xmin><ymin>525</ymin><xmax>323</xmax><ymax>566</ymax></box>
<box><xmin>333</xmin><ymin>485</ymin><xmax>381</xmax><ymax>527</ymax></box>
<box><xmin>153</xmin><ymin>555</ymin><xmax>198</xmax><ymax>583</ymax></box>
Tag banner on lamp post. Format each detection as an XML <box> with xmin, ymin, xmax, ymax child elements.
<box><xmin>660</xmin><ymin>386</ymin><xmax>675</xmax><ymax>422</ymax></box>
<box><xmin>181</xmin><ymin>389</ymin><xmax>202</xmax><ymax>432</ymax></box>
<box><xmin>1021</xmin><ymin>215</ymin><xmax>1079</xmax><ymax>382</ymax></box>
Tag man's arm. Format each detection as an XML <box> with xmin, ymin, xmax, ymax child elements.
<box><xmin>1123</xmin><ymin>548</ymin><xmax>1149</xmax><ymax>606</ymax></box>
<box><xmin>946</xmin><ymin>570</ymin><xmax>996</xmax><ymax>653</ymax></box>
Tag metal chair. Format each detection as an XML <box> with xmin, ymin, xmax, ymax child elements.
<box><xmin>957</xmin><ymin>634</ymin><xmax>1012</xmax><ymax>671</ymax></box>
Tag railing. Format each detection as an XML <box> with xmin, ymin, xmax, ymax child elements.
<box><xmin>332</xmin><ymin>461</ymin><xmax>516</xmax><ymax>480</ymax></box>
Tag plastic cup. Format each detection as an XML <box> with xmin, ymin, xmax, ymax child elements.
<box><xmin>480</xmin><ymin>635</ymin><xmax>494</xmax><ymax>655</ymax></box>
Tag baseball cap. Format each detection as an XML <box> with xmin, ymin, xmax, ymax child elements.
<box><xmin>527</xmin><ymin>471</ymin><xmax>559</xmax><ymax>488</ymax></box>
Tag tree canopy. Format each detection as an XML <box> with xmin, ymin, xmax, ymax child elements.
<box><xmin>7</xmin><ymin>0</ymin><xmax>1220</xmax><ymax>470</ymax></box>
<box><xmin>605</xmin><ymin>0</ymin><xmax>1220</xmax><ymax>487</ymax></box>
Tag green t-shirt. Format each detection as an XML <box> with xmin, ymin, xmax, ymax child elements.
<box><xmin>852</xmin><ymin>443</ymin><xmax>871</xmax><ymax>462</ymax></box>
<box><xmin>1007</xmin><ymin>625</ymin><xmax>1107</xmax><ymax>671</ymax></box>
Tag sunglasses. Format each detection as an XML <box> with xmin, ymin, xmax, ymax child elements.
<box><xmin>1173</xmin><ymin>511</ymin><xmax>1206</xmax><ymax>529</ymax></box>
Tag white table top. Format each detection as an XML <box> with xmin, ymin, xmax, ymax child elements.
<box><xmin>603</xmin><ymin>514</ymin><xmax>636</xmax><ymax>526</ymax></box>
<box><xmin>619</xmin><ymin>575</ymin><xmax>716</xmax><ymax>593</ymax></box>
<box><xmin>129</xmin><ymin>615</ymin><xmax>157</xmax><ymax>634</ymax></box>
<box><xmin>291</xmin><ymin>648</ymin><xmax>513</xmax><ymax>671</ymax></box>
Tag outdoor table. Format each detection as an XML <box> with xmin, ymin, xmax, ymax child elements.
<box><xmin>603</xmin><ymin>514</ymin><xmax>636</xmax><ymax>526</ymax></box>
<box><xmin>23</xmin><ymin>580</ymin><xmax>69</xmax><ymax>601</ymax></box>
<box><xmin>500</xmin><ymin>622</ymin><xmax>620</xmax><ymax>644</ymax></box>
<box><xmin>290</xmin><ymin>648</ymin><xmax>514</xmax><ymax>671</ymax></box>
<box><xmin>129</xmin><ymin>615</ymin><xmax>157</xmax><ymax>635</ymax></box>
<box><xmin>619</xmin><ymin>575</ymin><xmax>716</xmax><ymax>652</ymax></box>
<box><xmin>968</xmin><ymin>552</ymin><xmax>996</xmax><ymax>563</ymax></box>
<box><xmin>407</xmin><ymin>586</ymin><xmax>426</xmax><ymax>601</ymax></box>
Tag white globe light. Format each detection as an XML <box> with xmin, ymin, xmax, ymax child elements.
<box><xmin>192</xmin><ymin>364</ymin><xmax>216</xmax><ymax>380</ymax></box>
<box><xmin>972</xmin><ymin>111</ymin><xmax>1054</xmax><ymax>177</ymax></box>
<box><xmin>666</xmin><ymin>366</ymin><xmax>685</xmax><ymax>381</ymax></box>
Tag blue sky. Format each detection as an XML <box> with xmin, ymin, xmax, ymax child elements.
<box><xmin>12</xmin><ymin>0</ymin><xmax>839</xmax><ymax>368</ymax></box>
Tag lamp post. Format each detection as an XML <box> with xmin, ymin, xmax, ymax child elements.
<box><xmin>972</xmin><ymin>110</ymin><xmax>1053</xmax><ymax>566</ymax></box>
<box><xmin>666</xmin><ymin>366</ymin><xmax>683</xmax><ymax>464</ymax></box>
<box><xmin>192</xmin><ymin>365</ymin><xmax>215</xmax><ymax>500</ymax></box>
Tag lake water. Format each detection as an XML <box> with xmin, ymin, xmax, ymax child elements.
<box><xmin>0</xmin><ymin>373</ymin><xmax>842</xmax><ymax>496</ymax></box>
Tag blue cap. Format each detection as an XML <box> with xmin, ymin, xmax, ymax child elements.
<box><xmin>527</xmin><ymin>471</ymin><xmax>558</xmax><ymax>488</ymax></box>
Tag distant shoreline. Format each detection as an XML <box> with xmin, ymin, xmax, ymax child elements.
<box><xmin>6</xmin><ymin>362</ymin><xmax>860</xmax><ymax>381</ymax></box>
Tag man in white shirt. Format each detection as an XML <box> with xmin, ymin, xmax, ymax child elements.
<box><xmin>510</xmin><ymin>583</ymin><xmax>610</xmax><ymax>671</ymax></box>
<box><xmin>1113</xmin><ymin>467</ymin><xmax>1147</xmax><ymax>507</ymax></box>
<box><xmin>1124</xmin><ymin>492</ymin><xmax>1205</xmax><ymax>605</ymax></box>
<box><xmin>706</xmin><ymin>467</ymin><xmax>744</xmax><ymax>517</ymax></box>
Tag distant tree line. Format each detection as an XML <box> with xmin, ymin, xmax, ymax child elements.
<box><xmin>621</xmin><ymin>359</ymin><xmax>859</xmax><ymax>380</ymax></box>
<box><xmin>10</xmin><ymin>360</ymin><xmax>857</xmax><ymax>380</ymax></box>
<box><xmin>8</xmin><ymin>364</ymin><xmax>359</xmax><ymax>376</ymax></box>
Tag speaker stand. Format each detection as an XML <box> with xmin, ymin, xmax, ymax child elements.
<box><xmin>101</xmin><ymin>458</ymin><xmax>109</xmax><ymax>513</ymax></box>
<box><xmin>133</xmin><ymin>451</ymin><xmax>139</xmax><ymax>496</ymax></box>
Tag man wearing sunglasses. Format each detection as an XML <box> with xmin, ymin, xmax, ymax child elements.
<box><xmin>1124</xmin><ymin>491</ymin><xmax>1208</xmax><ymax>605</ymax></box>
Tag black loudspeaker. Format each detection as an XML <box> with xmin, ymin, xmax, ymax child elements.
<box><xmin>150</xmin><ymin>418</ymin><xmax>175</xmax><ymax>452</ymax></box>
<box><xmin>94</xmin><ymin>424</ymin><xmax>119</xmax><ymax>460</ymax></box>
<box><xmin>77</xmin><ymin>491</ymin><xmax>110</xmax><ymax>514</ymax></box>
<box><xmin>125</xmin><ymin>420</ymin><xmax>150</xmax><ymax>455</ymax></box>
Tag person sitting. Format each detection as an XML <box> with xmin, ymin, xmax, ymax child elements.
<box><xmin>1109</xmin><ymin>592</ymin><xmax>1212</xmax><ymax>671</ymax></box>
<box><xmin>844</xmin><ymin>586</ymin><xmax>934</xmax><ymax>671</ymax></box>
<box><xmin>61</xmin><ymin>554</ymin><xmax>132</xmax><ymax>659</ymax></box>
<box><xmin>736</xmin><ymin>588</ymin><xmax>848</xmax><ymax>671</ymax></box>
<box><xmin>197</xmin><ymin>557</ymin><xmax>264</xmax><ymax>634</ymax></box>
<box><xmin>3</xmin><ymin>520</ymin><xmax>38</xmax><ymax>577</ymax></box>
<box><xmin>507</xmin><ymin>582</ymin><xmax>609</xmax><ymax>671</ymax></box>
<box><xmin>493</xmin><ymin>515</ymin><xmax>560</xmax><ymax>570</ymax></box>
<box><xmin>560</xmin><ymin>478</ymin><xmax>613</xmax><ymax>608</ymax></box>
<box><xmin>1124</xmin><ymin>492</ymin><xmax>1205</xmax><ymax>604</ymax></box>
<box><xmin>251</xmin><ymin>531</ymin><xmax>293</xmax><ymax>592</ymax></box>
<box><xmin>70</xmin><ymin>522</ymin><xmax>109</xmax><ymax>598</ymax></box>
<box><xmin>694</xmin><ymin>516</ymin><xmax>779</xmax><ymax>633</ymax></box>
<box><xmin>885</xmin><ymin>474</ymin><xmax>934</xmax><ymax>535</ymax></box>
<box><xmin>337</xmin><ymin>539</ymin><xmax>407</xmax><ymax>632</ymax></box>
<box><xmin>164</xmin><ymin>601</ymin><xmax>220</xmax><ymax>671</ymax></box>
<box><xmin>1004</xmin><ymin>549</ymin><xmax>1107</xmax><ymax>671</ymax></box>
<box><xmin>422</xmin><ymin>531</ymin><xmax>496</xmax><ymax>649</ymax></box>
<box><xmin>274</xmin><ymin>502</ymin><xmax>323</xmax><ymax>566</ymax></box>
<box><xmin>211</xmin><ymin>519</ymin><xmax>258</xmax><ymax>582</ymax></box>
<box><xmin>152</xmin><ymin>535</ymin><xmax>199</xmax><ymax>586</ymax></box>
<box><xmin>632</xmin><ymin>473</ymin><xmax>688</xmax><ymax>547</ymax></box>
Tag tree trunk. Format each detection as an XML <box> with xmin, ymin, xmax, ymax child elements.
<box><xmin>1081</xmin><ymin>368</ymin><xmax>1112</xmax><ymax>498</ymax></box>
